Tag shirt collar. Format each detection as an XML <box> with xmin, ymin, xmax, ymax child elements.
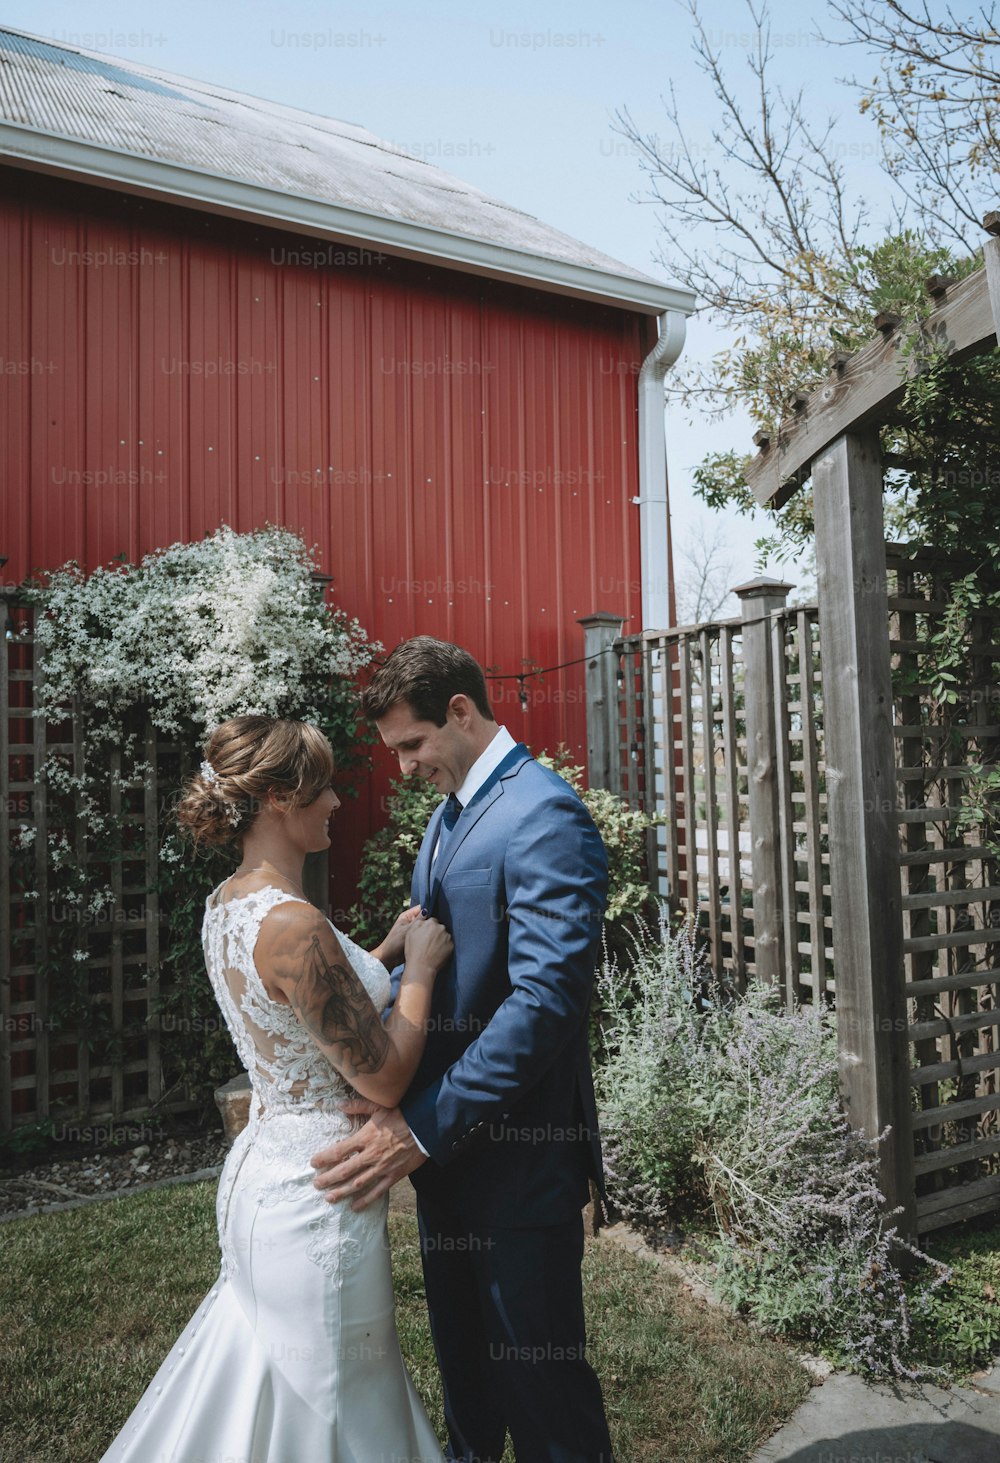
<box><xmin>455</xmin><ymin>724</ymin><xmax>517</xmax><ymax>807</ymax></box>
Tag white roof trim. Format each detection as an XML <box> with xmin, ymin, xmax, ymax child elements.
<box><xmin>0</xmin><ymin>120</ymin><xmax>696</xmax><ymax>316</ymax></box>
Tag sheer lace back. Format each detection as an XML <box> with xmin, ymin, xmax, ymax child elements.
<box><xmin>202</xmin><ymin>881</ymin><xmax>392</xmax><ymax>1285</ymax></box>
<box><xmin>202</xmin><ymin>881</ymin><xmax>391</xmax><ymax>1115</ymax></box>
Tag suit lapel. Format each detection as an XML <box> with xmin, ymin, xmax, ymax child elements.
<box><xmin>429</xmin><ymin>781</ymin><xmax>503</xmax><ymax>901</ymax></box>
<box><xmin>426</xmin><ymin>743</ymin><xmax>530</xmax><ymax>910</ymax></box>
<box><xmin>418</xmin><ymin>801</ymin><xmax>447</xmax><ymax>907</ymax></box>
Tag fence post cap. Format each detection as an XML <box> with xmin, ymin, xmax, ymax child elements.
<box><xmin>577</xmin><ymin>611</ymin><xmax>626</xmax><ymax>630</ymax></box>
<box><xmin>731</xmin><ymin>577</ymin><xmax>795</xmax><ymax>600</ymax></box>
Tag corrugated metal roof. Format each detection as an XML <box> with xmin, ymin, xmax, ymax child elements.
<box><xmin>0</xmin><ymin>26</ymin><xmax>694</xmax><ymax>314</ymax></box>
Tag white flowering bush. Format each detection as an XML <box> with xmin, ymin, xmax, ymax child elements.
<box><xmin>22</xmin><ymin>525</ymin><xmax>380</xmax><ymax>1109</ymax></box>
<box><xmin>31</xmin><ymin>525</ymin><xmax>375</xmax><ymax>737</ymax></box>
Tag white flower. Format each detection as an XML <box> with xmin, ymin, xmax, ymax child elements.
<box><xmin>30</xmin><ymin>524</ymin><xmax>378</xmax><ymax>738</ymax></box>
<box><xmin>26</xmin><ymin>524</ymin><xmax>380</xmax><ymax>918</ymax></box>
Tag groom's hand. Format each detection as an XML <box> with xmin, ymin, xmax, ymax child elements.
<box><xmin>310</xmin><ymin>1101</ymin><xmax>427</xmax><ymax>1209</ymax></box>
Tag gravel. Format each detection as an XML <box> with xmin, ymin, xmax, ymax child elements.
<box><xmin>0</xmin><ymin>1130</ymin><xmax>229</xmax><ymax>1221</ymax></box>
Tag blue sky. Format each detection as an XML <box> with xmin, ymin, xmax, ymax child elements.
<box><xmin>3</xmin><ymin>0</ymin><xmax>897</xmax><ymax>601</ymax></box>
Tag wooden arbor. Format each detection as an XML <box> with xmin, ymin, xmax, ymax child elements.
<box><xmin>746</xmin><ymin>227</ymin><xmax>1000</xmax><ymax>1238</ymax></box>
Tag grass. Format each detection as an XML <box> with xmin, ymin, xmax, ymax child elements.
<box><xmin>0</xmin><ymin>1180</ymin><xmax>811</xmax><ymax>1463</ymax></box>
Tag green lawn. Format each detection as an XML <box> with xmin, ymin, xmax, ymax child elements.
<box><xmin>0</xmin><ymin>1181</ymin><xmax>810</xmax><ymax>1462</ymax></box>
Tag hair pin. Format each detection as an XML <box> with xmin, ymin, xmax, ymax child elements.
<box><xmin>200</xmin><ymin>759</ymin><xmax>219</xmax><ymax>786</ymax></box>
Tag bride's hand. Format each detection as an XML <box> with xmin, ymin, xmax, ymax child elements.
<box><xmin>403</xmin><ymin>915</ymin><xmax>453</xmax><ymax>975</ymax></box>
<box><xmin>372</xmin><ymin>904</ymin><xmax>423</xmax><ymax>968</ymax></box>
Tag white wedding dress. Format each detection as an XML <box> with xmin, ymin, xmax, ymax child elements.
<box><xmin>100</xmin><ymin>880</ymin><xmax>443</xmax><ymax>1462</ymax></box>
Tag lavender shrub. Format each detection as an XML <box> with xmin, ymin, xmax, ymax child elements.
<box><xmin>595</xmin><ymin>918</ymin><xmax>952</xmax><ymax>1379</ymax></box>
<box><xmin>594</xmin><ymin>912</ymin><xmax>728</xmax><ymax>1231</ymax></box>
<box><xmin>701</xmin><ymin>983</ymin><xmax>950</xmax><ymax>1378</ymax></box>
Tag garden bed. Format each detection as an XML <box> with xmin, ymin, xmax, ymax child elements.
<box><xmin>0</xmin><ymin>1122</ymin><xmax>227</xmax><ymax>1221</ymax></box>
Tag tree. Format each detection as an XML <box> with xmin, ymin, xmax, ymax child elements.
<box><xmin>613</xmin><ymin>0</ymin><xmax>992</xmax><ymax>566</ymax></box>
<box><xmin>674</xmin><ymin>516</ymin><xmax>737</xmax><ymax>625</ymax></box>
<box><xmin>830</xmin><ymin>0</ymin><xmax>1000</xmax><ymax>250</ymax></box>
<box><xmin>615</xmin><ymin>0</ymin><xmax>873</xmax><ymax>432</ymax></box>
<box><xmin>616</xmin><ymin>0</ymin><xmax>1000</xmax><ymax>1197</ymax></box>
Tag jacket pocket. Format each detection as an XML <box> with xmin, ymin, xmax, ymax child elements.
<box><xmin>445</xmin><ymin>867</ymin><xmax>492</xmax><ymax>886</ymax></box>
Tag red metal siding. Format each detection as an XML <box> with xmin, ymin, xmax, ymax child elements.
<box><xmin>1</xmin><ymin>169</ymin><xmax>659</xmax><ymax>907</ymax></box>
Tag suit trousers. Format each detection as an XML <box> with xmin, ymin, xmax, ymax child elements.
<box><xmin>415</xmin><ymin>1193</ymin><xmax>615</xmax><ymax>1463</ymax></box>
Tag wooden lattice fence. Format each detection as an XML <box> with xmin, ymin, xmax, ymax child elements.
<box><xmin>2</xmin><ymin>592</ymin><xmax>333</xmax><ymax>1138</ymax></box>
<box><xmin>582</xmin><ymin>544</ymin><xmax>1000</xmax><ymax>1234</ymax></box>
<box><xmin>1</xmin><ymin>594</ymin><xmax>197</xmax><ymax>1135</ymax></box>
<box><xmin>593</xmin><ymin>592</ymin><xmax>832</xmax><ymax>1004</ymax></box>
<box><xmin>888</xmin><ymin>549</ymin><xmax>1000</xmax><ymax>1230</ymax></box>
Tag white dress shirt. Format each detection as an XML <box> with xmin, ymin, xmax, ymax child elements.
<box><xmin>432</xmin><ymin>724</ymin><xmax>517</xmax><ymax>861</ymax></box>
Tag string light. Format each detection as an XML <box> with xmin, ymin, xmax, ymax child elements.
<box><xmin>366</xmin><ymin>645</ymin><xmax>620</xmax><ymax>712</ymax></box>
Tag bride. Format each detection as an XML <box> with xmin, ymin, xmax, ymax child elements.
<box><xmin>100</xmin><ymin>714</ymin><xmax>450</xmax><ymax>1461</ymax></box>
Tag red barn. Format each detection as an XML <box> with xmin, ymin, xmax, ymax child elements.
<box><xmin>0</xmin><ymin>26</ymin><xmax>694</xmax><ymax>904</ymax></box>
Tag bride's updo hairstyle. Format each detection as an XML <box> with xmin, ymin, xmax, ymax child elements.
<box><xmin>176</xmin><ymin>716</ymin><xmax>335</xmax><ymax>850</ymax></box>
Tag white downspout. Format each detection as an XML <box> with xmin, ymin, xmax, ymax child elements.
<box><xmin>635</xmin><ymin>309</ymin><xmax>687</xmax><ymax>630</ymax></box>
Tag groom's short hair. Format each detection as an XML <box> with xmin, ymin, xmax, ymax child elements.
<box><xmin>361</xmin><ymin>637</ymin><xmax>495</xmax><ymax>726</ymax></box>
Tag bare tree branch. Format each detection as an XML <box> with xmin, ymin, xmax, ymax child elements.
<box><xmin>829</xmin><ymin>0</ymin><xmax>1000</xmax><ymax>244</ymax></box>
<box><xmin>674</xmin><ymin>517</ymin><xmax>738</xmax><ymax>625</ymax></box>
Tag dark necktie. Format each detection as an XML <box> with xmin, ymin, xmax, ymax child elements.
<box><xmin>435</xmin><ymin>793</ymin><xmax>463</xmax><ymax>861</ymax></box>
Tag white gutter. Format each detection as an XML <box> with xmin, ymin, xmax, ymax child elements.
<box><xmin>635</xmin><ymin>310</ymin><xmax>687</xmax><ymax>628</ymax></box>
<box><xmin>0</xmin><ymin>122</ymin><xmax>697</xmax><ymax>318</ymax></box>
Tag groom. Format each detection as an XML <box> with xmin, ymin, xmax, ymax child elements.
<box><xmin>312</xmin><ymin>636</ymin><xmax>615</xmax><ymax>1463</ymax></box>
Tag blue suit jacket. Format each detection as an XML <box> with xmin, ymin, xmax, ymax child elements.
<box><xmin>391</xmin><ymin>745</ymin><xmax>609</xmax><ymax>1227</ymax></box>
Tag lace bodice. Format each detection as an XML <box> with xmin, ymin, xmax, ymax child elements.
<box><xmin>202</xmin><ymin>881</ymin><xmax>391</xmax><ymax>1115</ymax></box>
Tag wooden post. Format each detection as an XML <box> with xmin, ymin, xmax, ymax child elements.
<box><xmin>733</xmin><ymin>578</ymin><xmax>793</xmax><ymax>987</ymax></box>
<box><xmin>981</xmin><ymin>230</ymin><xmax>1000</xmax><ymax>336</ymax></box>
<box><xmin>143</xmin><ymin>720</ymin><xmax>162</xmax><ymax>1108</ymax></box>
<box><xmin>812</xmin><ymin>428</ymin><xmax>916</xmax><ymax>1238</ymax></box>
<box><xmin>578</xmin><ymin>613</ymin><xmax>624</xmax><ymax>791</ymax></box>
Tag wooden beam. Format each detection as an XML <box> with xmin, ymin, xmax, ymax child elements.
<box><xmin>812</xmin><ymin>429</ymin><xmax>917</xmax><ymax>1238</ymax></box>
<box><xmin>747</xmin><ymin>266</ymin><xmax>994</xmax><ymax>506</ymax></box>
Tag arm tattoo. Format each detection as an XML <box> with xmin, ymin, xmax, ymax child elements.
<box><xmin>294</xmin><ymin>934</ymin><xmax>390</xmax><ymax>1078</ymax></box>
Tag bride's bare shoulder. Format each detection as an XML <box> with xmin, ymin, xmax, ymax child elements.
<box><xmin>218</xmin><ymin>871</ymin><xmax>306</xmax><ymax>903</ymax></box>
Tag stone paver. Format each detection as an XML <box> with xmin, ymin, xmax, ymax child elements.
<box><xmin>749</xmin><ymin>1362</ymin><xmax>1000</xmax><ymax>1463</ymax></box>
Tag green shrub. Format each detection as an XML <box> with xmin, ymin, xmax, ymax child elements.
<box><xmin>0</xmin><ymin>1117</ymin><xmax>57</xmax><ymax>1162</ymax></box>
<box><xmin>347</xmin><ymin>745</ymin><xmax>663</xmax><ymax>971</ymax></box>
<box><xmin>696</xmin><ymin>989</ymin><xmax>947</xmax><ymax>1379</ymax></box>
<box><xmin>905</xmin><ymin>1219</ymin><xmax>1000</xmax><ymax>1377</ymax></box>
